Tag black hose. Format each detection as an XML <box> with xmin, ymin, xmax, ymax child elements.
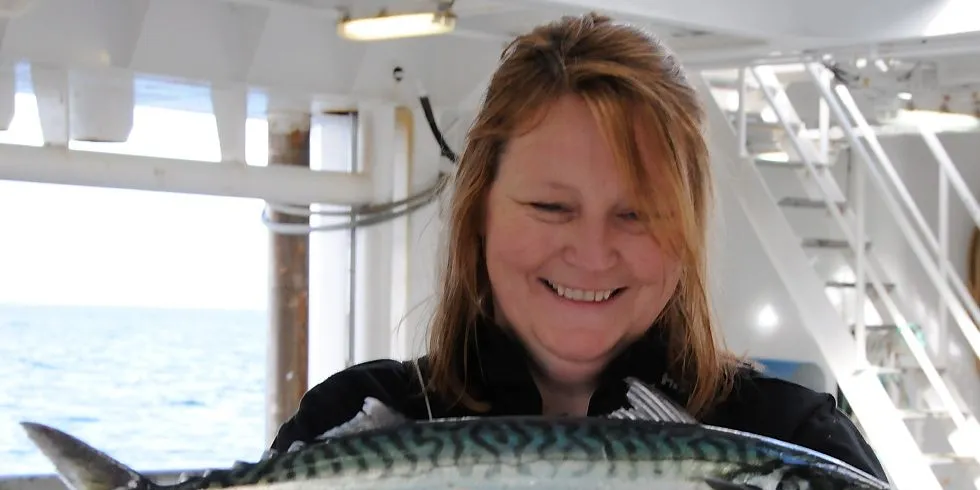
<box><xmin>419</xmin><ymin>95</ymin><xmax>458</xmax><ymax>164</ymax></box>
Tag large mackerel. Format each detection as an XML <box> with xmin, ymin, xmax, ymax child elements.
<box><xmin>20</xmin><ymin>414</ymin><xmax>888</xmax><ymax>490</ymax></box>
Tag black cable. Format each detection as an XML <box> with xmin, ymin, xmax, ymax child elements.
<box><xmin>420</xmin><ymin>95</ymin><xmax>458</xmax><ymax>164</ymax></box>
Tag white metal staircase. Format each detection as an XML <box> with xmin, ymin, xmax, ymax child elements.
<box><xmin>691</xmin><ymin>61</ymin><xmax>980</xmax><ymax>489</ymax></box>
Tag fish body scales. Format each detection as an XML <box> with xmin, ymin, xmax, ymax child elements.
<box><xmin>202</xmin><ymin>420</ymin><xmax>812</xmax><ymax>488</ymax></box>
<box><xmin>19</xmin><ymin>417</ymin><xmax>888</xmax><ymax>490</ymax></box>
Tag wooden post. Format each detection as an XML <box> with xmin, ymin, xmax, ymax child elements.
<box><xmin>266</xmin><ymin>111</ymin><xmax>311</xmax><ymax>446</ymax></box>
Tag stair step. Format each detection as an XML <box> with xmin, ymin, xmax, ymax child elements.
<box><xmin>749</xmin><ymin>121</ymin><xmax>786</xmax><ymax>131</ymax></box>
<box><xmin>849</xmin><ymin>323</ymin><xmax>901</xmax><ymax>334</ymax></box>
<box><xmin>897</xmin><ymin>409</ymin><xmax>960</xmax><ymax>419</ymax></box>
<box><xmin>778</xmin><ymin>196</ymin><xmax>846</xmax><ymax>210</ymax></box>
<box><xmin>825</xmin><ymin>280</ymin><xmax>896</xmax><ymax>291</ymax></box>
<box><xmin>925</xmin><ymin>453</ymin><xmax>976</xmax><ymax>465</ymax></box>
<box><xmin>868</xmin><ymin>365</ymin><xmax>947</xmax><ymax>375</ymax></box>
<box><xmin>802</xmin><ymin>238</ymin><xmax>871</xmax><ymax>250</ymax></box>
<box><xmin>725</xmin><ymin>112</ymin><xmax>801</xmax><ymax>132</ymax></box>
<box><xmin>755</xmin><ymin>158</ymin><xmax>831</xmax><ymax>169</ymax></box>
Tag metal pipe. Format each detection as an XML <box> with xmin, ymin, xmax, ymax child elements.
<box><xmin>938</xmin><ymin>162</ymin><xmax>949</xmax><ymax>367</ymax></box>
<box><xmin>855</xmin><ymin>147</ymin><xmax>867</xmax><ymax>365</ymax></box>
<box><xmin>818</xmin><ymin>68</ymin><xmax>830</xmax><ymax>163</ymax></box>
<box><xmin>737</xmin><ymin>67</ymin><xmax>748</xmax><ymax>157</ymax></box>
<box><xmin>265</xmin><ymin>110</ymin><xmax>312</xmax><ymax>446</ymax></box>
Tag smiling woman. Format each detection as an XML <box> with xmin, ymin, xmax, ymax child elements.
<box><xmin>269</xmin><ymin>12</ymin><xmax>890</xmax><ymax>485</ymax></box>
<box><xmin>430</xmin><ymin>12</ymin><xmax>723</xmax><ymax>418</ymax></box>
<box><xmin>482</xmin><ymin>95</ymin><xmax>687</xmax><ymax>411</ymax></box>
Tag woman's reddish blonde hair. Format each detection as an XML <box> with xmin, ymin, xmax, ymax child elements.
<box><xmin>426</xmin><ymin>12</ymin><xmax>740</xmax><ymax>417</ymax></box>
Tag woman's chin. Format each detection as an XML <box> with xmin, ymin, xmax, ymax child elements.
<box><xmin>531</xmin><ymin>337</ymin><xmax>620</xmax><ymax>383</ymax></box>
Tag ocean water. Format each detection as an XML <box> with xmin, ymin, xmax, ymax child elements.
<box><xmin>0</xmin><ymin>304</ymin><xmax>268</xmax><ymax>476</ymax></box>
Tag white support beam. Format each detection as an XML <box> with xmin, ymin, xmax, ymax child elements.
<box><xmin>0</xmin><ymin>143</ymin><xmax>374</xmax><ymax>205</ymax></box>
<box><xmin>0</xmin><ymin>19</ymin><xmax>9</xmax><ymax>51</ymax></box>
<box><xmin>30</xmin><ymin>64</ymin><xmax>69</xmax><ymax>146</ymax></box>
<box><xmin>402</xmin><ymin>107</ymin><xmax>445</xmax><ymax>359</ymax></box>
<box><xmin>389</xmin><ymin>107</ymin><xmax>412</xmax><ymax>361</ymax></box>
<box><xmin>216</xmin><ymin>2</ymin><xmax>268</xmax><ymax>82</ymax></box>
<box><xmin>308</xmin><ymin>111</ymin><xmax>358</xmax><ymax>385</ymax></box>
<box><xmin>94</xmin><ymin>0</ymin><xmax>150</xmax><ymax>68</ymax></box>
<box><xmin>68</xmin><ymin>69</ymin><xmax>135</xmax><ymax>142</ymax></box>
<box><xmin>0</xmin><ymin>61</ymin><xmax>16</xmax><ymax>131</ymax></box>
<box><xmin>211</xmin><ymin>84</ymin><xmax>248</xmax><ymax>163</ymax></box>
<box><xmin>353</xmin><ymin>102</ymin><xmax>396</xmax><ymax>364</ymax></box>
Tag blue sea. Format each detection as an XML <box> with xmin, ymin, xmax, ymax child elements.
<box><xmin>0</xmin><ymin>304</ymin><xmax>268</xmax><ymax>476</ymax></box>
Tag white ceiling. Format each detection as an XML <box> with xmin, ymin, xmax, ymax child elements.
<box><xmin>0</xmin><ymin>0</ymin><xmax>977</xmax><ymax>117</ymax></box>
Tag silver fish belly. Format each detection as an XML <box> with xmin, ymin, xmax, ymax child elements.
<box><xmin>20</xmin><ymin>417</ymin><xmax>888</xmax><ymax>490</ymax></box>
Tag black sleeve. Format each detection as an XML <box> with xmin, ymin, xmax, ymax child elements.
<box><xmin>706</xmin><ymin>373</ymin><xmax>889</xmax><ymax>483</ymax></box>
<box><xmin>268</xmin><ymin>359</ymin><xmax>415</xmax><ymax>453</ymax></box>
<box><xmin>788</xmin><ymin>393</ymin><xmax>888</xmax><ymax>482</ymax></box>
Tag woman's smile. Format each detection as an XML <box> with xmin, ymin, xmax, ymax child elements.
<box><xmin>538</xmin><ymin>278</ymin><xmax>626</xmax><ymax>306</ymax></box>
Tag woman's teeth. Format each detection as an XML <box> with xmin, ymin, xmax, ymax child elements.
<box><xmin>544</xmin><ymin>280</ymin><xmax>621</xmax><ymax>303</ymax></box>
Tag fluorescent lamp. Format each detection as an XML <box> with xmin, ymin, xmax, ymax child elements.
<box><xmin>890</xmin><ymin>109</ymin><xmax>980</xmax><ymax>132</ymax></box>
<box><xmin>338</xmin><ymin>12</ymin><xmax>456</xmax><ymax>41</ymax></box>
<box><xmin>755</xmin><ymin>151</ymin><xmax>789</xmax><ymax>162</ymax></box>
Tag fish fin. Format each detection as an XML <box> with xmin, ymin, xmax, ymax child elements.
<box><xmin>703</xmin><ymin>478</ymin><xmax>763</xmax><ymax>490</ymax></box>
<box><xmin>606</xmin><ymin>377</ymin><xmax>697</xmax><ymax>424</ymax></box>
<box><xmin>20</xmin><ymin>421</ymin><xmax>155</xmax><ymax>490</ymax></box>
<box><xmin>315</xmin><ymin>397</ymin><xmax>410</xmax><ymax>440</ymax></box>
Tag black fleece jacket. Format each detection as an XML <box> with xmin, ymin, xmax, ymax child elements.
<box><xmin>270</xmin><ymin>321</ymin><xmax>887</xmax><ymax>482</ymax></box>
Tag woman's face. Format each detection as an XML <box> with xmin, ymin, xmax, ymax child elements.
<box><xmin>483</xmin><ymin>94</ymin><xmax>682</xmax><ymax>387</ymax></box>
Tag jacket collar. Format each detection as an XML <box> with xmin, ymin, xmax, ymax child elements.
<box><xmin>463</xmin><ymin>317</ymin><xmax>691</xmax><ymax>416</ymax></box>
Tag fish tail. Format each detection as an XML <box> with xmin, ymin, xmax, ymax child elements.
<box><xmin>20</xmin><ymin>421</ymin><xmax>159</xmax><ymax>490</ymax></box>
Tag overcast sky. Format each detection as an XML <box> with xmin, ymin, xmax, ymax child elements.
<box><xmin>0</xmin><ymin>94</ymin><xmax>271</xmax><ymax>310</ymax></box>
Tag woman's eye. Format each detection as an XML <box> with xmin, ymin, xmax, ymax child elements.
<box><xmin>620</xmin><ymin>211</ymin><xmax>641</xmax><ymax>221</ymax></box>
<box><xmin>530</xmin><ymin>202</ymin><xmax>568</xmax><ymax>213</ymax></box>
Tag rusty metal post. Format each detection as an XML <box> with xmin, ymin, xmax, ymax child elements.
<box><xmin>265</xmin><ymin>110</ymin><xmax>311</xmax><ymax>446</ymax></box>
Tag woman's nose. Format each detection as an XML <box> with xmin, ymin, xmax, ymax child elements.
<box><xmin>563</xmin><ymin>218</ymin><xmax>618</xmax><ymax>272</ymax></box>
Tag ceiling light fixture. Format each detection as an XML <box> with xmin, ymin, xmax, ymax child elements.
<box><xmin>337</xmin><ymin>5</ymin><xmax>456</xmax><ymax>41</ymax></box>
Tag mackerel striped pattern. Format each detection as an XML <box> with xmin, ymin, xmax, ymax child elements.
<box><xmin>194</xmin><ymin>418</ymin><xmax>888</xmax><ymax>490</ymax></box>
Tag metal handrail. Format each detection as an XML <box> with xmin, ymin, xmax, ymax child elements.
<box><xmin>918</xmin><ymin>126</ymin><xmax>980</xmax><ymax>367</ymax></box>
<box><xmin>831</xmin><ymin>85</ymin><xmax>980</xmax><ymax>339</ymax></box>
<box><xmin>749</xmin><ymin>65</ymin><xmax>969</xmax><ymax>432</ymax></box>
<box><xmin>918</xmin><ymin>127</ymin><xmax>980</xmax><ymax>231</ymax></box>
<box><xmin>712</xmin><ymin>67</ymin><xmax>943</xmax><ymax>489</ymax></box>
<box><xmin>805</xmin><ymin>63</ymin><xmax>980</xmax><ymax>366</ymax></box>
